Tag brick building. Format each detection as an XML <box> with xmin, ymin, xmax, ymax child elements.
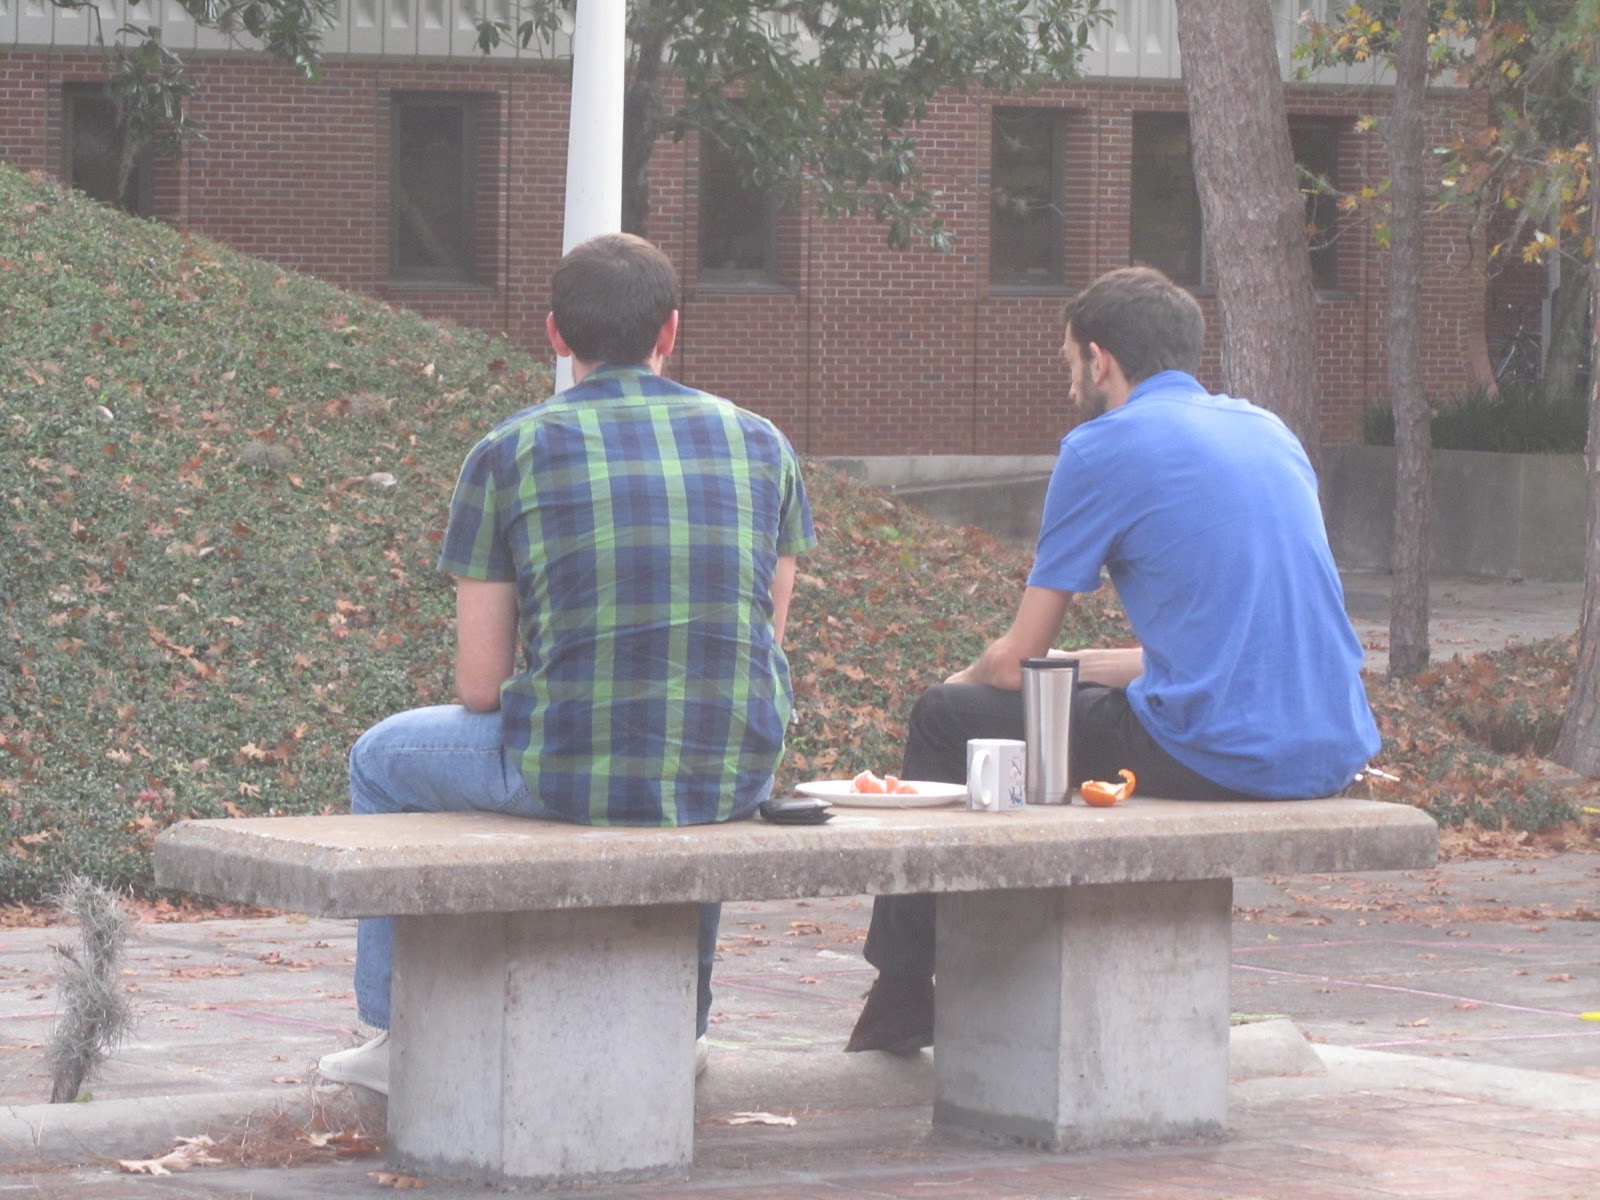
<box><xmin>2</xmin><ymin>0</ymin><xmax>1503</xmax><ymax>452</ymax></box>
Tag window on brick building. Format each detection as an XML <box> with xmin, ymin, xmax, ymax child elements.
<box><xmin>63</xmin><ymin>86</ymin><xmax>151</xmax><ymax>217</ymax></box>
<box><xmin>990</xmin><ymin>109</ymin><xmax>1065</xmax><ymax>288</ymax></box>
<box><xmin>1131</xmin><ymin>113</ymin><xmax>1344</xmax><ymax>291</ymax></box>
<box><xmin>1130</xmin><ymin>114</ymin><xmax>1204</xmax><ymax>286</ymax></box>
<box><xmin>1290</xmin><ymin>120</ymin><xmax>1341</xmax><ymax>291</ymax></box>
<box><xmin>391</xmin><ymin>96</ymin><xmax>477</xmax><ymax>283</ymax></box>
<box><xmin>698</xmin><ymin>133</ymin><xmax>778</xmax><ymax>283</ymax></box>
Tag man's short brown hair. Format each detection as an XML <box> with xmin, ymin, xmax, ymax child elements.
<box><xmin>550</xmin><ymin>233</ymin><xmax>680</xmax><ymax>366</ymax></box>
<box><xmin>1060</xmin><ymin>266</ymin><xmax>1205</xmax><ymax>384</ymax></box>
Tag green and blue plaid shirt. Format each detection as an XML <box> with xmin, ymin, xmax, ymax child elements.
<box><xmin>438</xmin><ymin>364</ymin><xmax>816</xmax><ymax>826</ymax></box>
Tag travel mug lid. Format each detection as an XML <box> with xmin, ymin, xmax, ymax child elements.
<box><xmin>1021</xmin><ymin>656</ymin><xmax>1079</xmax><ymax>670</ymax></box>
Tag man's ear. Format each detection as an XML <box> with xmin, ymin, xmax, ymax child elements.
<box><xmin>1089</xmin><ymin>341</ymin><xmax>1135</xmax><ymax>404</ymax></box>
<box><xmin>653</xmin><ymin>310</ymin><xmax>680</xmax><ymax>362</ymax></box>
<box><xmin>546</xmin><ymin>311</ymin><xmax>573</xmax><ymax>358</ymax></box>
<box><xmin>1087</xmin><ymin>341</ymin><xmax>1110</xmax><ymax>383</ymax></box>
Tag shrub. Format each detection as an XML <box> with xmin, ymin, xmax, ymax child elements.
<box><xmin>1</xmin><ymin>165</ymin><xmax>553</xmax><ymax>903</ymax></box>
<box><xmin>1362</xmin><ymin>381</ymin><xmax>1588</xmax><ymax>453</ymax></box>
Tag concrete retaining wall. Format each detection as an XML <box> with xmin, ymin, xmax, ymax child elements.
<box><xmin>824</xmin><ymin>456</ymin><xmax>1058</xmax><ymax>545</ymax></box>
<box><xmin>1319</xmin><ymin>445</ymin><xmax>1586</xmax><ymax>582</ymax></box>
<box><xmin>822</xmin><ymin>449</ymin><xmax>1588</xmax><ymax>581</ymax></box>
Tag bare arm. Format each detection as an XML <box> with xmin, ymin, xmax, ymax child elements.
<box><xmin>454</xmin><ymin>577</ymin><xmax>518</xmax><ymax>712</ymax></box>
<box><xmin>946</xmin><ymin>586</ymin><xmax>1073</xmax><ymax>690</ymax></box>
<box><xmin>1071</xmin><ymin>646</ymin><xmax>1144</xmax><ymax>687</ymax></box>
<box><xmin>771</xmin><ymin>555</ymin><xmax>798</xmax><ymax>646</ymax></box>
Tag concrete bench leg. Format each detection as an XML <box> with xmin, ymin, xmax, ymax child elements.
<box><xmin>933</xmin><ymin>878</ymin><xmax>1232</xmax><ymax>1150</ymax></box>
<box><xmin>387</xmin><ymin>903</ymin><xmax>699</xmax><ymax>1183</ymax></box>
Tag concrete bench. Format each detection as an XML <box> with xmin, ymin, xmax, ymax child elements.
<box><xmin>153</xmin><ymin>797</ymin><xmax>1436</xmax><ymax>1184</ymax></box>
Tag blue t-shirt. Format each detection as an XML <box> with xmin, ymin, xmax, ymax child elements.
<box><xmin>1029</xmin><ymin>371</ymin><xmax>1379</xmax><ymax>798</ymax></box>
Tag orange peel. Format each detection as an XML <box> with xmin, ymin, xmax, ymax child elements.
<box><xmin>1081</xmin><ymin>768</ymin><xmax>1136</xmax><ymax>807</ymax></box>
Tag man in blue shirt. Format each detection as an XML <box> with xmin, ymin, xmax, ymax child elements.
<box><xmin>846</xmin><ymin>265</ymin><xmax>1379</xmax><ymax>1054</ymax></box>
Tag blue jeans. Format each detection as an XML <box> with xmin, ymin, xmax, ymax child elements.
<box><xmin>350</xmin><ymin>704</ymin><xmax>720</xmax><ymax>1037</ymax></box>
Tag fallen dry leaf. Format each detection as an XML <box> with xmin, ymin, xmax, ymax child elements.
<box><xmin>117</xmin><ymin>1135</ymin><xmax>223</xmax><ymax>1175</ymax></box>
<box><xmin>716</xmin><ymin>1111</ymin><xmax>798</xmax><ymax>1127</ymax></box>
<box><xmin>1548</xmin><ymin>973</ymin><xmax>1575</xmax><ymax>982</ymax></box>
<box><xmin>369</xmin><ymin>1171</ymin><xmax>427</xmax><ymax>1189</ymax></box>
<box><xmin>198</xmin><ymin>1110</ymin><xmax>384</xmax><ymax>1167</ymax></box>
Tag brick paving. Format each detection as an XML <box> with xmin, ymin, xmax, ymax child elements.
<box><xmin>10</xmin><ymin>1071</ymin><xmax>1598</xmax><ymax>1198</ymax></box>
<box><xmin>5</xmin><ymin>858</ymin><xmax>1600</xmax><ymax>1198</ymax></box>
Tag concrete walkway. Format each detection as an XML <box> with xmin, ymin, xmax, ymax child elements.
<box><xmin>2</xmin><ymin>575</ymin><xmax>1597</xmax><ymax>1197</ymax></box>
<box><xmin>1342</xmin><ymin>571</ymin><xmax>1581</xmax><ymax>674</ymax></box>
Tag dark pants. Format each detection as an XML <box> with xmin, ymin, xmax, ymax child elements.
<box><xmin>861</xmin><ymin>682</ymin><xmax>1256</xmax><ymax>979</ymax></box>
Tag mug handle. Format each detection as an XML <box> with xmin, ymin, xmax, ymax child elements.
<box><xmin>972</xmin><ymin>748</ymin><xmax>997</xmax><ymax>810</ymax></box>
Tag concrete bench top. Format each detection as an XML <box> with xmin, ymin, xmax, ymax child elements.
<box><xmin>154</xmin><ymin>797</ymin><xmax>1436</xmax><ymax>918</ymax></box>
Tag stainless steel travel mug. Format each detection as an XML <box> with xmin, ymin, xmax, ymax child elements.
<box><xmin>1022</xmin><ymin>657</ymin><xmax>1078</xmax><ymax>805</ymax></box>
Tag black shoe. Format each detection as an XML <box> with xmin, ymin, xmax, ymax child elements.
<box><xmin>843</xmin><ymin>973</ymin><xmax>934</xmax><ymax>1054</ymax></box>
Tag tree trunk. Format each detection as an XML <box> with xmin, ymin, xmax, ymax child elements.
<box><xmin>1385</xmin><ymin>0</ymin><xmax>1431</xmax><ymax>678</ymax></box>
<box><xmin>1172</xmin><ymin>0</ymin><xmax>1322</xmax><ymax>474</ymax></box>
<box><xmin>621</xmin><ymin>18</ymin><xmax>670</xmax><ymax>238</ymax></box>
<box><xmin>1544</xmin><ymin>266</ymin><xmax>1589</xmax><ymax>404</ymax></box>
<box><xmin>1551</xmin><ymin>67</ymin><xmax>1600</xmax><ymax>776</ymax></box>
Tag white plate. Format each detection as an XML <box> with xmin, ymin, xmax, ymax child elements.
<box><xmin>794</xmin><ymin>779</ymin><xmax>968</xmax><ymax>808</ymax></box>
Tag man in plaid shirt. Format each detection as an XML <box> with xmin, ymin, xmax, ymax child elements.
<box><xmin>318</xmin><ymin>233</ymin><xmax>816</xmax><ymax>1095</ymax></box>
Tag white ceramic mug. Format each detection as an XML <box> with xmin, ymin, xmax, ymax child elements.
<box><xmin>966</xmin><ymin>738</ymin><xmax>1027</xmax><ymax>812</ymax></box>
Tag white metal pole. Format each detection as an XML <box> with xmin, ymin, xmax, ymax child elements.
<box><xmin>555</xmin><ymin>0</ymin><xmax>626</xmax><ymax>391</ymax></box>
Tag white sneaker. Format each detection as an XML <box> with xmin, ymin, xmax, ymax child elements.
<box><xmin>317</xmin><ymin>1030</ymin><xmax>390</xmax><ymax>1095</ymax></box>
<box><xmin>695</xmin><ymin>1034</ymin><xmax>709</xmax><ymax>1078</ymax></box>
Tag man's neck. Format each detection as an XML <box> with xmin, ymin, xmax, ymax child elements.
<box><xmin>570</xmin><ymin>353</ymin><xmax>663</xmax><ymax>385</ymax></box>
